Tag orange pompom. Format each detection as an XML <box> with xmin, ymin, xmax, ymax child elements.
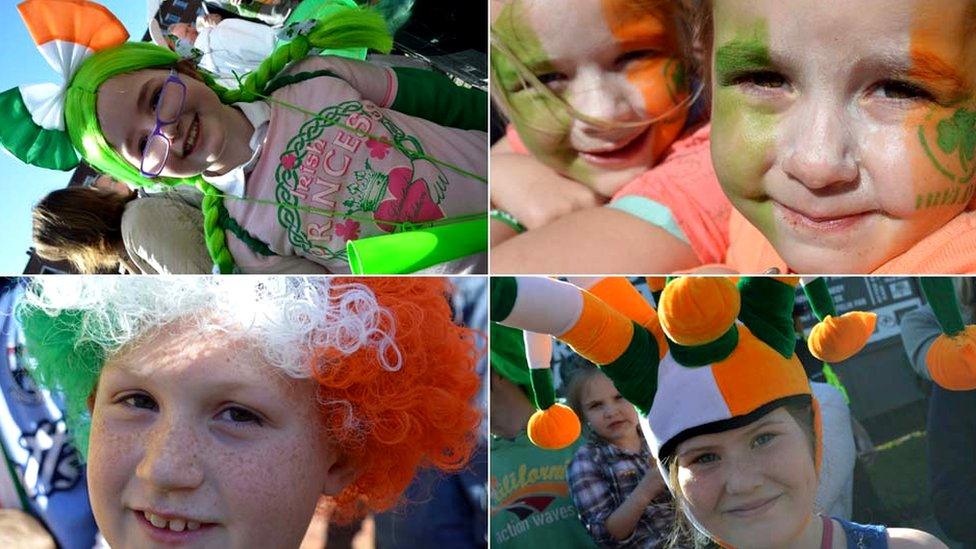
<box><xmin>527</xmin><ymin>404</ymin><xmax>582</xmax><ymax>450</ymax></box>
<box><xmin>645</xmin><ymin>277</ymin><xmax>667</xmax><ymax>293</ymax></box>
<box><xmin>925</xmin><ymin>327</ymin><xmax>976</xmax><ymax>390</ymax></box>
<box><xmin>807</xmin><ymin>312</ymin><xmax>877</xmax><ymax>363</ymax></box>
<box><xmin>658</xmin><ymin>277</ymin><xmax>740</xmax><ymax>346</ymax></box>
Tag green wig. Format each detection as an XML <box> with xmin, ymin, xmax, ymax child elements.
<box><xmin>63</xmin><ymin>6</ymin><xmax>393</xmax><ymax>273</ymax></box>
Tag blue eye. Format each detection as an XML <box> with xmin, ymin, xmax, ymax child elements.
<box><xmin>692</xmin><ymin>452</ymin><xmax>719</xmax><ymax>465</ymax></box>
<box><xmin>753</xmin><ymin>433</ymin><xmax>776</xmax><ymax>447</ymax></box>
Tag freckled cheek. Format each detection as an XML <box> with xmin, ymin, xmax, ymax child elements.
<box><xmin>218</xmin><ymin>437</ymin><xmax>324</xmax><ymax>541</ymax></box>
<box><xmin>87</xmin><ymin>414</ymin><xmax>144</xmax><ymax>531</ymax></box>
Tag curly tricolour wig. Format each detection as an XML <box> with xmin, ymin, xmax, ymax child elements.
<box><xmin>16</xmin><ymin>276</ymin><xmax>481</xmax><ymax>522</ymax></box>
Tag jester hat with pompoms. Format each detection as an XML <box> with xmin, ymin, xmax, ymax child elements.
<box><xmin>491</xmin><ymin>276</ymin><xmax>877</xmax><ymax>481</ymax></box>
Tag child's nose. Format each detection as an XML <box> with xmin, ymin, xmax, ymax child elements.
<box><xmin>723</xmin><ymin>455</ymin><xmax>764</xmax><ymax>495</ymax></box>
<box><xmin>136</xmin><ymin>419</ymin><xmax>204</xmax><ymax>491</ymax></box>
<box><xmin>781</xmin><ymin>99</ymin><xmax>858</xmax><ymax>190</ymax></box>
<box><xmin>568</xmin><ymin>68</ymin><xmax>642</xmax><ymax>141</ymax></box>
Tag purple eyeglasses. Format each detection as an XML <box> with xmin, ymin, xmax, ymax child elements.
<box><xmin>140</xmin><ymin>69</ymin><xmax>188</xmax><ymax>178</ymax></box>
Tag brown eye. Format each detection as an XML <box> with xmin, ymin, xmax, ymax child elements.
<box><xmin>736</xmin><ymin>70</ymin><xmax>787</xmax><ymax>89</ymax></box>
<box><xmin>875</xmin><ymin>80</ymin><xmax>934</xmax><ymax>101</ymax></box>
<box><xmin>537</xmin><ymin>72</ymin><xmax>567</xmax><ymax>85</ymax></box>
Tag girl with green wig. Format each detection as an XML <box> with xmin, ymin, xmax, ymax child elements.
<box><xmin>2</xmin><ymin>0</ymin><xmax>487</xmax><ymax>274</ymax></box>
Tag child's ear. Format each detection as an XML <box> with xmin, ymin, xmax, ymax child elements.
<box><xmin>321</xmin><ymin>451</ymin><xmax>359</xmax><ymax>496</ymax></box>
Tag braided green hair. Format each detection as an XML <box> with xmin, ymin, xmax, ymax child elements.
<box><xmin>62</xmin><ymin>6</ymin><xmax>393</xmax><ymax>273</ymax></box>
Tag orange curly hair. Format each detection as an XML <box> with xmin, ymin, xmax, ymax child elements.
<box><xmin>313</xmin><ymin>277</ymin><xmax>482</xmax><ymax>523</ymax></box>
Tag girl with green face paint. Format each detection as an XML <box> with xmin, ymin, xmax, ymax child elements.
<box><xmin>2</xmin><ymin>0</ymin><xmax>489</xmax><ymax>274</ymax></box>
<box><xmin>495</xmin><ymin>0</ymin><xmax>976</xmax><ymax>275</ymax></box>
<box><xmin>706</xmin><ymin>0</ymin><xmax>976</xmax><ymax>274</ymax></box>
<box><xmin>489</xmin><ymin>0</ymin><xmax>699</xmax><ymax>250</ymax></box>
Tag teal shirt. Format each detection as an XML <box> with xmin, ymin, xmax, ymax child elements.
<box><xmin>490</xmin><ymin>432</ymin><xmax>597</xmax><ymax>548</ymax></box>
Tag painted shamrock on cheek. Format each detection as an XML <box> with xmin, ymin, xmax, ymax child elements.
<box><xmin>935</xmin><ymin>107</ymin><xmax>976</xmax><ymax>180</ymax></box>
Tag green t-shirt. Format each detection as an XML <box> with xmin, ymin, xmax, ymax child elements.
<box><xmin>490</xmin><ymin>432</ymin><xmax>597</xmax><ymax>548</ymax></box>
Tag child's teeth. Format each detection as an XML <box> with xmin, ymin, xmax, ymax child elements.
<box><xmin>187</xmin><ymin>521</ymin><xmax>201</xmax><ymax>531</ymax></box>
<box><xmin>147</xmin><ymin>512</ymin><xmax>167</xmax><ymax>528</ymax></box>
<box><xmin>169</xmin><ymin>519</ymin><xmax>186</xmax><ymax>532</ymax></box>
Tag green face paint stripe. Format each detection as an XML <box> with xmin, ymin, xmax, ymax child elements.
<box><xmin>714</xmin><ymin>21</ymin><xmax>772</xmax><ymax>85</ymax></box>
<box><xmin>490</xmin><ymin>3</ymin><xmax>557</xmax><ymax>93</ymax></box>
<box><xmin>491</xmin><ymin>4</ymin><xmax>592</xmax><ymax>182</ymax></box>
<box><xmin>711</xmin><ymin>17</ymin><xmax>779</xmax><ymax>241</ymax></box>
<box><xmin>915</xmin><ymin>183</ymin><xmax>976</xmax><ymax>210</ymax></box>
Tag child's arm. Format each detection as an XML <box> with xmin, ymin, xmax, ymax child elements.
<box><xmin>490</xmin><ymin>206</ymin><xmax>700</xmax><ymax>273</ymax></box>
<box><xmin>490</xmin><ymin>137</ymin><xmax>604</xmax><ymax>242</ymax></box>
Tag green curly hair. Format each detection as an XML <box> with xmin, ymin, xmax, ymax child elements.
<box><xmin>63</xmin><ymin>6</ymin><xmax>393</xmax><ymax>273</ymax></box>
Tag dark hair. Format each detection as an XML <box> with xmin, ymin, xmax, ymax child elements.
<box><xmin>664</xmin><ymin>403</ymin><xmax>816</xmax><ymax>548</ymax></box>
<box><xmin>32</xmin><ymin>186</ymin><xmax>133</xmax><ymax>273</ymax></box>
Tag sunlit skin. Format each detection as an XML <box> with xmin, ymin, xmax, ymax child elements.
<box><xmin>87</xmin><ymin>323</ymin><xmax>354</xmax><ymax>549</ymax></box>
<box><xmin>710</xmin><ymin>0</ymin><xmax>976</xmax><ymax>273</ymax></box>
<box><xmin>492</xmin><ymin>0</ymin><xmax>689</xmax><ymax>197</ymax></box>
<box><xmin>674</xmin><ymin>408</ymin><xmax>820</xmax><ymax>549</ymax></box>
<box><xmin>580</xmin><ymin>373</ymin><xmax>641</xmax><ymax>449</ymax></box>
<box><xmin>97</xmin><ymin>68</ymin><xmax>254</xmax><ymax>179</ymax></box>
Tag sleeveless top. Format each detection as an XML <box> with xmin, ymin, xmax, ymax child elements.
<box><xmin>824</xmin><ymin>515</ymin><xmax>888</xmax><ymax>549</ymax></box>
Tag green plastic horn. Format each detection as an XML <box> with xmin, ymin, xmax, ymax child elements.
<box><xmin>346</xmin><ymin>216</ymin><xmax>487</xmax><ymax>274</ymax></box>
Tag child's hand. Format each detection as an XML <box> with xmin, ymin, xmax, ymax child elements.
<box><xmin>634</xmin><ymin>464</ymin><xmax>667</xmax><ymax>502</ymax></box>
<box><xmin>490</xmin><ymin>152</ymin><xmax>605</xmax><ymax>230</ymax></box>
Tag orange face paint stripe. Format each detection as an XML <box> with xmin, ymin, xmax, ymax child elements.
<box><xmin>908</xmin><ymin>3</ymin><xmax>976</xmax><ymax>210</ymax></box>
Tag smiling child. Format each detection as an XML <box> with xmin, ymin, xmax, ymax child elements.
<box><xmin>17</xmin><ymin>276</ymin><xmax>482</xmax><ymax>548</ymax></box>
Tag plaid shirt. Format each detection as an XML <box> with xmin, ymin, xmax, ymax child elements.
<box><xmin>567</xmin><ymin>431</ymin><xmax>687</xmax><ymax>548</ymax></box>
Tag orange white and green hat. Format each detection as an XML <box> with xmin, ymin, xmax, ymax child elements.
<box><xmin>490</xmin><ymin>276</ymin><xmax>878</xmax><ymax>479</ymax></box>
<box><xmin>0</xmin><ymin>0</ymin><xmax>129</xmax><ymax>171</ymax></box>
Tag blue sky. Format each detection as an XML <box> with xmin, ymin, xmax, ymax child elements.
<box><xmin>0</xmin><ymin>1</ymin><xmax>148</xmax><ymax>273</ymax></box>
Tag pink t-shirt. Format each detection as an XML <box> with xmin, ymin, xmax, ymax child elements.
<box><xmin>225</xmin><ymin>58</ymin><xmax>487</xmax><ymax>273</ymax></box>
<box><xmin>609</xmin><ymin>125</ymin><xmax>732</xmax><ymax>265</ymax></box>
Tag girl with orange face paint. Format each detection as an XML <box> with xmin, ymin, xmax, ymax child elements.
<box><xmin>489</xmin><ymin>0</ymin><xmax>701</xmax><ymax>251</ymax></box>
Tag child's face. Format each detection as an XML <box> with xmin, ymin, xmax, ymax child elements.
<box><xmin>97</xmin><ymin>68</ymin><xmax>246</xmax><ymax>179</ymax></box>
<box><xmin>169</xmin><ymin>23</ymin><xmax>199</xmax><ymax>44</ymax></box>
<box><xmin>674</xmin><ymin>408</ymin><xmax>818</xmax><ymax>549</ymax></box>
<box><xmin>711</xmin><ymin>0</ymin><xmax>976</xmax><ymax>273</ymax></box>
<box><xmin>580</xmin><ymin>373</ymin><xmax>639</xmax><ymax>444</ymax></box>
<box><xmin>87</xmin><ymin>324</ymin><xmax>341</xmax><ymax>549</ymax></box>
<box><xmin>493</xmin><ymin>0</ymin><xmax>689</xmax><ymax>197</ymax></box>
